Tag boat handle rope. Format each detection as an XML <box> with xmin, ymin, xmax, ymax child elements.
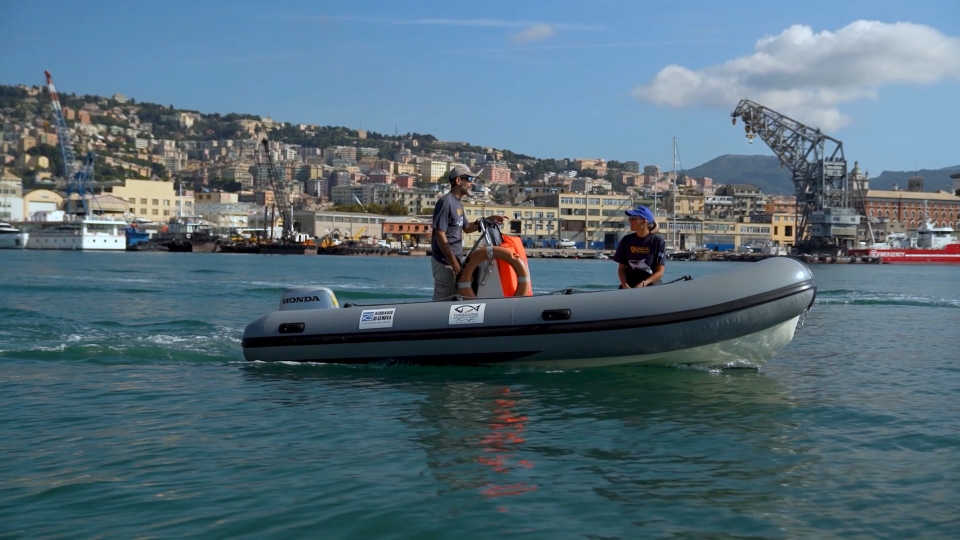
<box><xmin>343</xmin><ymin>274</ymin><xmax>697</xmax><ymax>307</ymax></box>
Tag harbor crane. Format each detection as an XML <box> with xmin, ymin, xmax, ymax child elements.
<box><xmin>731</xmin><ymin>99</ymin><xmax>861</xmax><ymax>253</ymax></box>
<box><xmin>45</xmin><ymin>70</ymin><xmax>98</xmax><ymax>216</ymax></box>
<box><xmin>260</xmin><ymin>138</ymin><xmax>295</xmax><ymax>242</ymax></box>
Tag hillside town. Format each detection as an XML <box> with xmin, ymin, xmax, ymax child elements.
<box><xmin>2</xmin><ymin>81</ymin><xmax>959</xmax><ymax>254</ymax></box>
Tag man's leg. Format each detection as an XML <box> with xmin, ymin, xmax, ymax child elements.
<box><xmin>431</xmin><ymin>258</ymin><xmax>457</xmax><ymax>301</ymax></box>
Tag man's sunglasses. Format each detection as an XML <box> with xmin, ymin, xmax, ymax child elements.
<box><xmin>460</xmin><ymin>176</ymin><xmax>476</xmax><ymax>183</ymax></box>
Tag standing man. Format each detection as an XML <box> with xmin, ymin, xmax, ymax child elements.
<box><xmin>613</xmin><ymin>205</ymin><xmax>666</xmax><ymax>288</ymax></box>
<box><xmin>431</xmin><ymin>164</ymin><xmax>504</xmax><ymax>300</ymax></box>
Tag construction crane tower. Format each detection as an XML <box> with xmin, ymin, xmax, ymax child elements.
<box><xmin>261</xmin><ymin>138</ymin><xmax>294</xmax><ymax>242</ymax></box>
<box><xmin>731</xmin><ymin>99</ymin><xmax>860</xmax><ymax>253</ymax></box>
<box><xmin>44</xmin><ymin>70</ymin><xmax>98</xmax><ymax>216</ymax></box>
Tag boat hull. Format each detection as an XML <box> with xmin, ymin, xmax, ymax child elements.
<box><xmin>849</xmin><ymin>247</ymin><xmax>960</xmax><ymax>264</ymax></box>
<box><xmin>0</xmin><ymin>232</ymin><xmax>29</xmax><ymax>249</ymax></box>
<box><xmin>242</xmin><ymin>257</ymin><xmax>816</xmax><ymax>368</ymax></box>
<box><xmin>27</xmin><ymin>233</ymin><xmax>125</xmax><ymax>250</ymax></box>
<box><xmin>259</xmin><ymin>243</ymin><xmax>318</xmax><ymax>255</ymax></box>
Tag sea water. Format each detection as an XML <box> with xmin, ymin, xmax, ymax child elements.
<box><xmin>1</xmin><ymin>251</ymin><xmax>958</xmax><ymax>539</ymax></box>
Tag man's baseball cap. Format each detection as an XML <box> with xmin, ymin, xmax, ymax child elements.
<box><xmin>625</xmin><ymin>205</ymin><xmax>655</xmax><ymax>223</ymax></box>
<box><xmin>448</xmin><ymin>164</ymin><xmax>481</xmax><ymax>182</ymax></box>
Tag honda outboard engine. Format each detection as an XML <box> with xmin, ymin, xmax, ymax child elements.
<box><xmin>279</xmin><ymin>286</ymin><xmax>339</xmax><ymax>311</ymax></box>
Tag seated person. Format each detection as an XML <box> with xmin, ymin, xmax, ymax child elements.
<box><xmin>613</xmin><ymin>205</ymin><xmax>666</xmax><ymax>288</ymax></box>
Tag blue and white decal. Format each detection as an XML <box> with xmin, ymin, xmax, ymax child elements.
<box><xmin>359</xmin><ymin>308</ymin><xmax>395</xmax><ymax>329</ymax></box>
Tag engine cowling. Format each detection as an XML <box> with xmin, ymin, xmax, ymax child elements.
<box><xmin>279</xmin><ymin>286</ymin><xmax>339</xmax><ymax>311</ymax></box>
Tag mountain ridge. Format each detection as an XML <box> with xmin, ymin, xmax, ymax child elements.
<box><xmin>685</xmin><ymin>155</ymin><xmax>959</xmax><ymax>195</ymax></box>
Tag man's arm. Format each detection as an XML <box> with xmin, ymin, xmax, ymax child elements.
<box><xmin>618</xmin><ymin>264</ymin><xmax>629</xmax><ymax>289</ymax></box>
<box><xmin>433</xmin><ymin>229</ymin><xmax>461</xmax><ymax>275</ymax></box>
<box><xmin>463</xmin><ymin>215</ymin><xmax>505</xmax><ymax>234</ymax></box>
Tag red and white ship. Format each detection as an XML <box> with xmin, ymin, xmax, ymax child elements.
<box><xmin>849</xmin><ymin>218</ymin><xmax>960</xmax><ymax>264</ymax></box>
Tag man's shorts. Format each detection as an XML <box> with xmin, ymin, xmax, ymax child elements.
<box><xmin>431</xmin><ymin>257</ymin><xmax>457</xmax><ymax>300</ymax></box>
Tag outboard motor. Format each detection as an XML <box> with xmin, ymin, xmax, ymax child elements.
<box><xmin>279</xmin><ymin>286</ymin><xmax>339</xmax><ymax>311</ymax></box>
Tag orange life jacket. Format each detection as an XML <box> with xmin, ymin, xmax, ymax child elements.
<box><xmin>497</xmin><ymin>235</ymin><xmax>532</xmax><ymax>296</ymax></box>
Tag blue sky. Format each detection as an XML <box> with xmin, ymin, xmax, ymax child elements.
<box><xmin>2</xmin><ymin>0</ymin><xmax>958</xmax><ymax>173</ymax></box>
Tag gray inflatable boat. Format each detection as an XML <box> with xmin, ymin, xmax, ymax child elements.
<box><xmin>241</xmin><ymin>257</ymin><xmax>816</xmax><ymax>368</ymax></box>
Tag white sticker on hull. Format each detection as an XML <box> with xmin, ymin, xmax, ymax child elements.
<box><xmin>449</xmin><ymin>303</ymin><xmax>486</xmax><ymax>325</ymax></box>
<box><xmin>359</xmin><ymin>308</ymin><xmax>395</xmax><ymax>329</ymax></box>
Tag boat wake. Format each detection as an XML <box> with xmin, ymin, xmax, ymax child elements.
<box><xmin>0</xmin><ymin>311</ymin><xmax>242</xmax><ymax>365</ymax></box>
<box><xmin>816</xmin><ymin>289</ymin><xmax>959</xmax><ymax>308</ymax></box>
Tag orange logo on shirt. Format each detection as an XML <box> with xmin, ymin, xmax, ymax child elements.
<box><xmin>630</xmin><ymin>246</ymin><xmax>650</xmax><ymax>254</ymax></box>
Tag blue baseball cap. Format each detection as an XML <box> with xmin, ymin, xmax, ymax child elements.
<box><xmin>625</xmin><ymin>205</ymin><xmax>655</xmax><ymax>222</ymax></box>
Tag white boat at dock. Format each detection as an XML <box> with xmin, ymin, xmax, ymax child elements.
<box><xmin>0</xmin><ymin>221</ymin><xmax>29</xmax><ymax>249</ymax></box>
<box><xmin>25</xmin><ymin>212</ymin><xmax>126</xmax><ymax>251</ymax></box>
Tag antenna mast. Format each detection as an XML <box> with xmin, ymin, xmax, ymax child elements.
<box><xmin>672</xmin><ymin>137</ymin><xmax>681</xmax><ymax>250</ymax></box>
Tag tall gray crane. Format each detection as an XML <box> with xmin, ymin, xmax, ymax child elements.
<box><xmin>731</xmin><ymin>99</ymin><xmax>860</xmax><ymax>252</ymax></box>
<box><xmin>261</xmin><ymin>138</ymin><xmax>294</xmax><ymax>242</ymax></box>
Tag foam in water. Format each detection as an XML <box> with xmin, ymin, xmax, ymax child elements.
<box><xmin>816</xmin><ymin>289</ymin><xmax>960</xmax><ymax>308</ymax></box>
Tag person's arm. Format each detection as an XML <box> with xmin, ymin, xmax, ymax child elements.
<box><xmin>433</xmin><ymin>229</ymin><xmax>461</xmax><ymax>275</ymax></box>
<box><xmin>618</xmin><ymin>263</ymin><xmax>629</xmax><ymax>289</ymax></box>
<box><xmin>463</xmin><ymin>214</ymin><xmax>504</xmax><ymax>234</ymax></box>
<box><xmin>639</xmin><ymin>262</ymin><xmax>664</xmax><ymax>287</ymax></box>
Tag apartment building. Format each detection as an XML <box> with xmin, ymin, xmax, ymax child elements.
<box><xmin>714</xmin><ymin>184</ymin><xmax>765</xmax><ymax>218</ymax></box>
<box><xmin>393</xmin><ymin>162</ymin><xmax>417</xmax><ymax>176</ymax></box>
<box><xmin>573</xmin><ymin>158</ymin><xmax>607</xmax><ymax>177</ymax></box>
<box><xmin>365</xmin><ymin>170</ymin><xmax>394</xmax><ymax>184</ymax></box>
<box><xmin>106</xmin><ymin>179</ymin><xmax>193</xmax><ymax>220</ymax></box>
<box><xmin>0</xmin><ymin>172</ymin><xmax>24</xmax><ymax>220</ymax></box>
<box><xmin>419</xmin><ymin>160</ymin><xmax>449</xmax><ymax>183</ymax></box>
<box><xmin>390</xmin><ymin>174</ymin><xmax>415</xmax><ymax>189</ymax></box>
<box><xmin>220</xmin><ymin>166</ymin><xmax>254</xmax><ymax>189</ymax></box>
<box><xmin>856</xmin><ymin>189</ymin><xmax>960</xmax><ymax>229</ymax></box>
<box><xmin>524</xmin><ymin>193</ymin><xmax>634</xmax><ymax>249</ymax></box>
<box><xmin>481</xmin><ymin>164</ymin><xmax>511</xmax><ymax>185</ymax></box>
<box><xmin>195</xmin><ymin>191</ymin><xmax>239</xmax><ymax>204</ymax></box>
<box><xmin>704</xmin><ymin>195</ymin><xmax>735</xmax><ymax>220</ymax></box>
<box><xmin>323</xmin><ymin>146</ymin><xmax>357</xmax><ymax>164</ymax></box>
<box><xmin>373</xmin><ymin>186</ymin><xmax>442</xmax><ymax>215</ymax></box>
<box><xmin>331</xmin><ymin>183</ymin><xmax>395</xmax><ymax>206</ymax></box>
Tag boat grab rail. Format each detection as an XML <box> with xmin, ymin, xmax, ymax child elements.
<box><xmin>340</xmin><ymin>276</ymin><xmax>695</xmax><ymax>307</ymax></box>
<box><xmin>542</xmin><ymin>275</ymin><xmax>693</xmax><ymax>296</ymax></box>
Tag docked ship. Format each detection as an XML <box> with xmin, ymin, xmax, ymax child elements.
<box><xmin>25</xmin><ymin>214</ymin><xmax>126</xmax><ymax>251</ymax></box>
<box><xmin>154</xmin><ymin>216</ymin><xmax>219</xmax><ymax>253</ymax></box>
<box><xmin>0</xmin><ymin>221</ymin><xmax>29</xmax><ymax>249</ymax></box>
<box><xmin>849</xmin><ymin>219</ymin><xmax>960</xmax><ymax>264</ymax></box>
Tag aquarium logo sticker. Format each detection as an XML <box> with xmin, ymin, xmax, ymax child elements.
<box><xmin>449</xmin><ymin>303</ymin><xmax>486</xmax><ymax>325</ymax></box>
<box><xmin>359</xmin><ymin>308</ymin><xmax>395</xmax><ymax>329</ymax></box>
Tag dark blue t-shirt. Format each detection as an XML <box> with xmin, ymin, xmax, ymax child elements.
<box><xmin>613</xmin><ymin>233</ymin><xmax>666</xmax><ymax>287</ymax></box>
<box><xmin>431</xmin><ymin>192</ymin><xmax>465</xmax><ymax>265</ymax></box>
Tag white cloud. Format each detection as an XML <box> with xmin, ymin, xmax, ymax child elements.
<box><xmin>634</xmin><ymin>21</ymin><xmax>960</xmax><ymax>130</ymax></box>
<box><xmin>510</xmin><ymin>24</ymin><xmax>556</xmax><ymax>44</ymax></box>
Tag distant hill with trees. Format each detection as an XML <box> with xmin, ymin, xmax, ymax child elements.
<box><xmin>871</xmin><ymin>167</ymin><xmax>960</xmax><ymax>193</ymax></box>
<box><xmin>683</xmin><ymin>155</ymin><xmax>793</xmax><ymax>195</ymax></box>
<box><xmin>684</xmin><ymin>154</ymin><xmax>960</xmax><ymax>195</ymax></box>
